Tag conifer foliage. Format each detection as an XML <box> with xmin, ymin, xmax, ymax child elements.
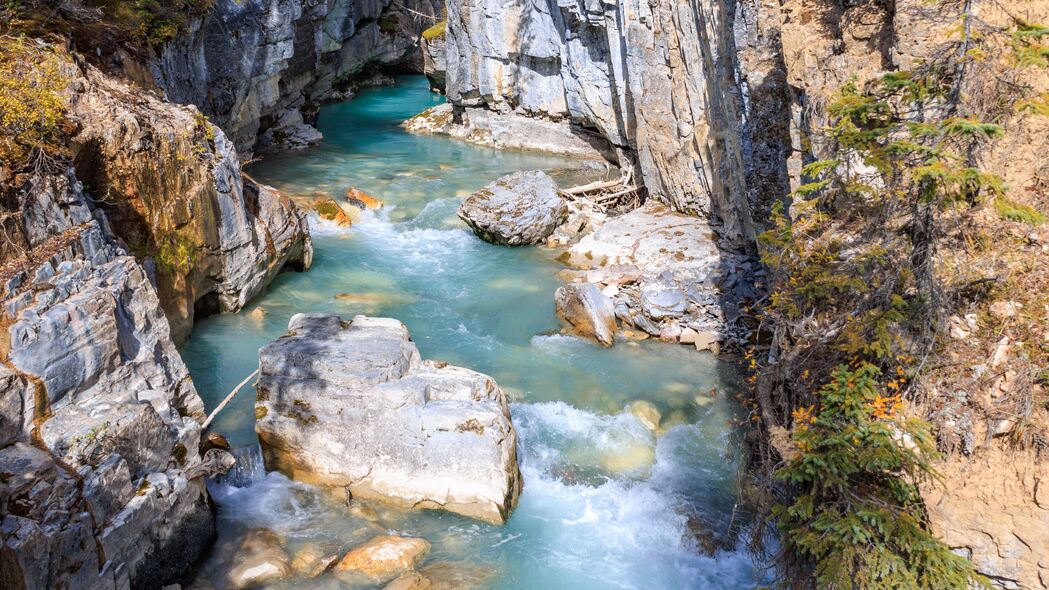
<box><xmin>752</xmin><ymin>3</ymin><xmax>1048</xmax><ymax>588</ymax></box>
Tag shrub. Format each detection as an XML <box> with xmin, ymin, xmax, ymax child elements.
<box><xmin>0</xmin><ymin>36</ymin><xmax>69</xmax><ymax>166</ymax></box>
<box><xmin>994</xmin><ymin>197</ymin><xmax>1047</xmax><ymax>225</ymax></box>
<box><xmin>774</xmin><ymin>364</ymin><xmax>986</xmax><ymax>589</ymax></box>
<box><xmin>752</xmin><ymin>8</ymin><xmax>1049</xmax><ymax>588</ymax></box>
<box><xmin>85</xmin><ymin>0</ymin><xmax>215</xmax><ymax>45</ymax></box>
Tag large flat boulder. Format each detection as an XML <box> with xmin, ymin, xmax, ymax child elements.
<box><xmin>457</xmin><ymin>170</ymin><xmax>567</xmax><ymax>246</ymax></box>
<box><xmin>255</xmin><ymin>314</ymin><xmax>522</xmax><ymax>524</ymax></box>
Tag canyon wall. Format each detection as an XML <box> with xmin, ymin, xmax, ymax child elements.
<box><xmin>0</xmin><ymin>167</ymin><xmax>231</xmax><ymax>589</ymax></box>
<box><xmin>434</xmin><ymin>0</ymin><xmax>793</xmax><ymax>247</ymax></box>
<box><xmin>438</xmin><ymin>0</ymin><xmax>1049</xmax><ymax>587</ymax></box>
<box><xmin>2</xmin><ymin>1</ymin><xmax>447</xmax><ymax>586</ymax></box>
<box><xmin>68</xmin><ymin>58</ymin><xmax>312</xmax><ymax>344</ymax></box>
<box><xmin>152</xmin><ymin>0</ymin><xmax>443</xmax><ymax>156</ymax></box>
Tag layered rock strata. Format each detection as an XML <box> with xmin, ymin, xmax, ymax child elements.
<box><xmin>255</xmin><ymin>313</ymin><xmax>522</xmax><ymax>524</ymax></box>
<box><xmin>68</xmin><ymin>58</ymin><xmax>312</xmax><ymax>343</ymax></box>
<box><xmin>409</xmin><ymin>0</ymin><xmax>791</xmax><ymax>247</ymax></box>
<box><xmin>0</xmin><ymin>169</ymin><xmax>233</xmax><ymax>589</ymax></box>
<box><xmin>152</xmin><ymin>0</ymin><xmax>444</xmax><ymax>156</ymax></box>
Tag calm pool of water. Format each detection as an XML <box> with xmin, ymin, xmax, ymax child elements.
<box><xmin>181</xmin><ymin>76</ymin><xmax>765</xmax><ymax>589</ymax></box>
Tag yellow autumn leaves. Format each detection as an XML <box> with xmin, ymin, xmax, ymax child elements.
<box><xmin>0</xmin><ymin>36</ymin><xmax>69</xmax><ymax>166</ymax></box>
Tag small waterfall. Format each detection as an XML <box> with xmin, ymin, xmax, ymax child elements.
<box><xmin>215</xmin><ymin>444</ymin><xmax>266</xmax><ymax>488</ymax></box>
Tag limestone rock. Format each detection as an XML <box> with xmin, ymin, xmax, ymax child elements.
<box><xmin>227</xmin><ymin>529</ymin><xmax>291</xmax><ymax>589</ymax></box>
<box><xmin>0</xmin><ymin>169</ymin><xmax>216</xmax><ymax>590</ymax></box>
<box><xmin>334</xmin><ymin>535</ymin><xmax>430</xmax><ymax>582</ymax></box>
<box><xmin>290</xmin><ymin>543</ymin><xmax>338</xmax><ymax>578</ymax></box>
<box><xmin>559</xmin><ymin>203</ymin><xmax>739</xmax><ymax>348</ymax></box>
<box><xmin>255</xmin><ymin>314</ymin><xmax>522</xmax><ymax>524</ymax></box>
<box><xmin>417</xmin><ymin>561</ymin><xmax>495</xmax><ymax>589</ymax></box>
<box><xmin>404</xmin><ymin>104</ymin><xmax>611</xmax><ymax>160</ymax></box>
<box><xmin>67</xmin><ymin>62</ymin><xmax>312</xmax><ymax>343</ymax></box>
<box><xmin>554</xmin><ymin>283</ymin><xmax>618</xmax><ymax>347</ymax></box>
<box><xmin>421</xmin><ymin>25</ymin><xmax>447</xmax><ymax>92</ymax></box>
<box><xmin>641</xmin><ymin>277</ymin><xmax>689</xmax><ymax>320</ymax></box>
<box><xmin>458</xmin><ymin>171</ymin><xmax>567</xmax><ymax>246</ymax></box>
<box><xmin>694</xmin><ymin>331</ymin><xmax>721</xmax><ymax>354</ymax></box>
<box><xmin>678</xmin><ymin>327</ymin><xmax>699</xmax><ymax>345</ymax></box>
<box><xmin>386</xmin><ymin>571</ymin><xmax>433</xmax><ymax>590</ymax></box>
<box><xmin>313</xmin><ymin>198</ymin><xmax>355</xmax><ymax>226</ymax></box>
<box><xmin>437</xmin><ymin>0</ymin><xmax>767</xmax><ymax>244</ymax></box>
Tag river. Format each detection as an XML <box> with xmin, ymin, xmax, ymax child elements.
<box><xmin>180</xmin><ymin>76</ymin><xmax>766</xmax><ymax>589</ymax></box>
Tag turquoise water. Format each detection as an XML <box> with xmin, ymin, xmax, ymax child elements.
<box><xmin>181</xmin><ymin>77</ymin><xmax>765</xmax><ymax>589</ymax></box>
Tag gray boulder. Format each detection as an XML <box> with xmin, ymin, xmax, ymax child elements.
<box><xmin>255</xmin><ymin>314</ymin><xmax>522</xmax><ymax>524</ymax></box>
<box><xmin>554</xmin><ymin>283</ymin><xmax>618</xmax><ymax>347</ymax></box>
<box><xmin>458</xmin><ymin>170</ymin><xmax>567</xmax><ymax>246</ymax></box>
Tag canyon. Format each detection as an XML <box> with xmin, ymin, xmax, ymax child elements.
<box><xmin>1</xmin><ymin>0</ymin><xmax>1047</xmax><ymax>588</ymax></box>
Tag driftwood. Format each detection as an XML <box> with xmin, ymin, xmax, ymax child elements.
<box><xmin>202</xmin><ymin>369</ymin><xmax>260</xmax><ymax>430</ymax></box>
<box><xmin>559</xmin><ymin>166</ymin><xmax>642</xmax><ymax>212</ymax></box>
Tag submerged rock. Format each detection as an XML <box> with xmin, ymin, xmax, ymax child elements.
<box><xmin>458</xmin><ymin>170</ymin><xmax>567</xmax><ymax>246</ymax></box>
<box><xmin>255</xmin><ymin>314</ymin><xmax>522</xmax><ymax>524</ymax></box>
<box><xmin>385</xmin><ymin>571</ymin><xmax>433</xmax><ymax>590</ymax></box>
<box><xmin>334</xmin><ymin>535</ymin><xmax>430</xmax><ymax>582</ymax></box>
<box><xmin>290</xmin><ymin>543</ymin><xmax>338</xmax><ymax>578</ymax></box>
<box><xmin>227</xmin><ymin>529</ymin><xmax>291</xmax><ymax>589</ymax></box>
<box><xmin>554</xmin><ymin>283</ymin><xmax>618</xmax><ymax>347</ymax></box>
<box><xmin>627</xmin><ymin>401</ymin><xmax>662</xmax><ymax>433</ymax></box>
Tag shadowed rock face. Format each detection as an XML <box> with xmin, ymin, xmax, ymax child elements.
<box><xmin>255</xmin><ymin>313</ymin><xmax>522</xmax><ymax>524</ymax></box>
<box><xmin>457</xmin><ymin>170</ymin><xmax>567</xmax><ymax>246</ymax></box>
<box><xmin>0</xmin><ymin>170</ymin><xmax>233</xmax><ymax>590</ymax></box>
<box><xmin>152</xmin><ymin>0</ymin><xmax>444</xmax><ymax>157</ymax></box>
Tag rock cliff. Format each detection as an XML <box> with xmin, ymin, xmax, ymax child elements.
<box><xmin>430</xmin><ymin>0</ymin><xmax>1049</xmax><ymax>586</ymax></box>
<box><xmin>0</xmin><ymin>169</ymin><xmax>232</xmax><ymax>589</ymax></box>
<box><xmin>418</xmin><ymin>0</ymin><xmax>792</xmax><ymax>247</ymax></box>
<box><xmin>67</xmin><ymin>58</ymin><xmax>312</xmax><ymax>344</ymax></box>
<box><xmin>152</xmin><ymin>0</ymin><xmax>443</xmax><ymax>156</ymax></box>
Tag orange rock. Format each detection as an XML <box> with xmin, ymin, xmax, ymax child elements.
<box><xmin>313</xmin><ymin>198</ymin><xmax>353</xmax><ymax>226</ymax></box>
<box><xmin>334</xmin><ymin>535</ymin><xmax>430</xmax><ymax>581</ymax></box>
<box><xmin>346</xmin><ymin>187</ymin><xmax>384</xmax><ymax>210</ymax></box>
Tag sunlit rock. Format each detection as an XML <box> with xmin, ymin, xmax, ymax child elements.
<box><xmin>227</xmin><ymin>529</ymin><xmax>290</xmax><ymax>589</ymax></box>
<box><xmin>334</xmin><ymin>535</ymin><xmax>430</xmax><ymax>582</ymax></box>
<box><xmin>312</xmin><ymin>198</ymin><xmax>356</xmax><ymax>226</ymax></box>
<box><xmin>458</xmin><ymin>170</ymin><xmax>567</xmax><ymax>246</ymax></box>
<box><xmin>346</xmin><ymin>187</ymin><xmax>385</xmax><ymax>210</ymax></box>
<box><xmin>255</xmin><ymin>314</ymin><xmax>522</xmax><ymax>524</ymax></box>
<box><xmin>554</xmin><ymin>283</ymin><xmax>617</xmax><ymax>347</ymax></box>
